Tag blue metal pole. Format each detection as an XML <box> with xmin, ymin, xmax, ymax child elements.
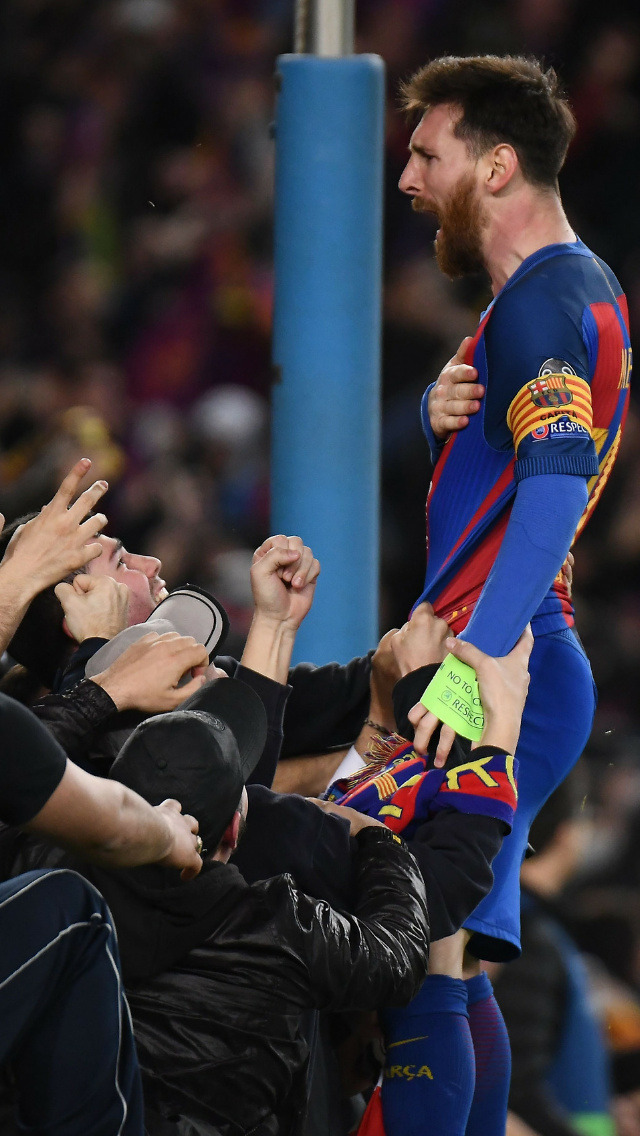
<box><xmin>272</xmin><ymin>53</ymin><xmax>385</xmax><ymax>664</ymax></box>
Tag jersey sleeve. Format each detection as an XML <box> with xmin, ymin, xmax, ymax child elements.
<box><xmin>420</xmin><ymin>383</ymin><xmax>447</xmax><ymax>466</ymax></box>
<box><xmin>483</xmin><ymin>274</ymin><xmax>600</xmax><ymax>483</ymax></box>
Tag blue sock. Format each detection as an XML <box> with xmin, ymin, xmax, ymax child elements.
<box><xmin>465</xmin><ymin>972</ymin><xmax>511</xmax><ymax>1136</ymax></box>
<box><xmin>381</xmin><ymin>974</ymin><xmax>475</xmax><ymax>1136</ymax></box>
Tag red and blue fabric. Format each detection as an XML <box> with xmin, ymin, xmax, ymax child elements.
<box><xmin>326</xmin><ymin>739</ymin><xmax>518</xmax><ymax>837</ymax></box>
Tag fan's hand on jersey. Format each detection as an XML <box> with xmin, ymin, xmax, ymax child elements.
<box><xmin>391</xmin><ymin>602</ymin><xmax>451</xmax><ymax>676</ymax></box>
<box><xmin>448</xmin><ymin>630</ymin><xmax>533</xmax><ymax>755</ymax></box>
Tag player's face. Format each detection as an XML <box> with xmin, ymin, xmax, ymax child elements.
<box><xmin>398</xmin><ymin>103</ymin><xmax>487</xmax><ymax>277</ymax></box>
<box><xmin>85</xmin><ymin>534</ymin><xmax>168</xmax><ymax>625</ymax></box>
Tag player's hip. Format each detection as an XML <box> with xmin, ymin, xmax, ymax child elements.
<box><xmin>517</xmin><ymin>626</ymin><xmax>596</xmax><ymax>784</ymax></box>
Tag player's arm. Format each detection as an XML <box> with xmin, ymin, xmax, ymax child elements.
<box><xmin>460</xmin><ymin>472</ymin><xmax>588</xmax><ymax>660</ymax></box>
<box><xmin>463</xmin><ymin>283</ymin><xmax>597</xmax><ymax>648</ymax></box>
<box><xmin>412</xmin><ymin>470</ymin><xmax>588</xmax><ymax>764</ymax></box>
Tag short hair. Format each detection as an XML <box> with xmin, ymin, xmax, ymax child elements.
<box><xmin>400</xmin><ymin>54</ymin><xmax>576</xmax><ymax>188</ymax></box>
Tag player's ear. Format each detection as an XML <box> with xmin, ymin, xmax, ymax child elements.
<box><xmin>484</xmin><ymin>144</ymin><xmax>519</xmax><ymax>193</ymax></box>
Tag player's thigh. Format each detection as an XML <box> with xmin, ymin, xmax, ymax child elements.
<box><xmin>464</xmin><ymin>630</ymin><xmax>596</xmax><ymax>957</ymax></box>
<box><xmin>515</xmin><ymin>628</ymin><xmax>596</xmax><ymax>827</ymax></box>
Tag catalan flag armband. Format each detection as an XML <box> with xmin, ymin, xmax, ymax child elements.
<box><xmin>507</xmin><ymin>368</ymin><xmax>593</xmax><ymax>456</ymax></box>
<box><xmin>429</xmin><ymin>747</ymin><xmax>519</xmax><ymax>831</ymax></box>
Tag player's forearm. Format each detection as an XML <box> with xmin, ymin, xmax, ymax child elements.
<box><xmin>460</xmin><ymin>473</ymin><xmax>587</xmax><ymax>656</ymax></box>
<box><xmin>240</xmin><ymin>614</ymin><xmax>297</xmax><ymax>684</ymax></box>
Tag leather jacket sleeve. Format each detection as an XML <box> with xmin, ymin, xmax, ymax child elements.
<box><xmin>232</xmin><ymin>665</ymin><xmax>290</xmax><ymax>789</ymax></box>
<box><xmin>30</xmin><ymin>679</ymin><xmax>118</xmax><ymax>770</ymax></box>
<box><xmin>279</xmin><ymin>826</ymin><xmax>429</xmax><ymax>1012</ymax></box>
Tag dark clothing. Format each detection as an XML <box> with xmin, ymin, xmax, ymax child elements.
<box><xmin>28</xmin><ymin>667</ymin><xmax>500</xmax><ymax>945</ymax></box>
<box><xmin>8</xmin><ymin>776</ymin><xmax>500</xmax><ymax>985</ymax></box>
<box><xmin>278</xmin><ymin>653</ymin><xmax>372</xmax><ymax>757</ymax></box>
<box><xmin>126</xmin><ymin>826</ymin><xmax>429</xmax><ymax>1136</ymax></box>
<box><xmin>35</xmin><ymin>660</ymin><xmax>290</xmax><ymax>785</ymax></box>
<box><xmin>0</xmin><ymin>684</ymin><xmax>428</xmax><ymax>1136</ymax></box>
<box><xmin>235</xmin><ymin>785</ymin><xmax>356</xmax><ymax>911</ymax></box>
<box><xmin>31</xmin><ymin>676</ymin><xmax>119</xmax><ymax>773</ymax></box>
<box><xmin>30</xmin><ymin>664</ymin><xmax>503</xmax><ymax>944</ymax></box>
<box><xmin>392</xmin><ymin>664</ymin><xmax>442</xmax><ymax>743</ymax></box>
<box><xmin>0</xmin><ymin>869</ymin><xmax>144</xmax><ymax>1136</ymax></box>
<box><xmin>235</xmin><ymin>783</ymin><xmax>502</xmax><ymax>942</ymax></box>
<box><xmin>56</xmin><ymin>638</ymin><xmax>372</xmax><ymax>760</ymax></box>
<box><xmin>0</xmin><ymin>691</ymin><xmax>67</xmax><ymax>825</ymax></box>
<box><xmin>55</xmin><ymin>636</ymin><xmax>121</xmax><ymax>692</ymax></box>
<box><xmin>16</xmin><ymin>648</ymin><xmax>504</xmax><ymax>1135</ymax></box>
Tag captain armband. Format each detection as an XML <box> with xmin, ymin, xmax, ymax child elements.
<box><xmin>507</xmin><ymin>370</ymin><xmax>593</xmax><ymax>455</ymax></box>
<box><xmin>420</xmin><ymin>653</ymin><xmax>484</xmax><ymax>742</ymax></box>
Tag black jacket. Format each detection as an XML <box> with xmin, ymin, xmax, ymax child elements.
<box><xmin>128</xmin><ymin>826</ymin><xmax>428</xmax><ymax>1136</ymax></box>
<box><xmin>5</xmin><ymin>824</ymin><xmax>429</xmax><ymax>1135</ymax></box>
<box><xmin>8</xmin><ymin>659</ymin><xmax>505</xmax><ymax>1135</ymax></box>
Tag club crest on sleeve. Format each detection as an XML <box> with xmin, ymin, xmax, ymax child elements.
<box><xmin>527</xmin><ymin>373</ymin><xmax>573</xmax><ymax>409</ymax></box>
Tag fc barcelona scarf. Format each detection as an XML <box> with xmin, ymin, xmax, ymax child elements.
<box><xmin>325</xmin><ymin>735</ymin><xmax>518</xmax><ymax>839</ymax></box>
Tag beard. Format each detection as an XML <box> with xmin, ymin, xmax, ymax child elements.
<box><xmin>413</xmin><ymin>173</ymin><xmax>486</xmax><ymax>278</ymax></box>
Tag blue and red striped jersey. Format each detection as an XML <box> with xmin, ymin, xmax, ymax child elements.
<box><xmin>416</xmin><ymin>239</ymin><xmax>631</xmax><ymax>636</ymax></box>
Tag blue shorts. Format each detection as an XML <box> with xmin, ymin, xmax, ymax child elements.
<box><xmin>464</xmin><ymin>627</ymin><xmax>596</xmax><ymax>961</ymax></box>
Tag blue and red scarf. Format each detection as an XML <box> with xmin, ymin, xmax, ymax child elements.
<box><xmin>325</xmin><ymin>735</ymin><xmax>518</xmax><ymax>838</ymax></box>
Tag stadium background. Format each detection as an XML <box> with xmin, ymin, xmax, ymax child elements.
<box><xmin>0</xmin><ymin>0</ymin><xmax>638</xmax><ymax>1112</ymax></box>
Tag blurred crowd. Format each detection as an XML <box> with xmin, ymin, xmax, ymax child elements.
<box><xmin>0</xmin><ymin>0</ymin><xmax>639</xmax><ymax>1129</ymax></box>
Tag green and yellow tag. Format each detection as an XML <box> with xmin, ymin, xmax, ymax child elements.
<box><xmin>420</xmin><ymin>653</ymin><xmax>484</xmax><ymax>742</ymax></box>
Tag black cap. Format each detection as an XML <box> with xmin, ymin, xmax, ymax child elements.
<box><xmin>109</xmin><ymin>677</ymin><xmax>268</xmax><ymax>851</ymax></box>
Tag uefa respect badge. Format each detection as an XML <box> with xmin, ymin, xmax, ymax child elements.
<box><xmin>420</xmin><ymin>653</ymin><xmax>484</xmax><ymax>742</ymax></box>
